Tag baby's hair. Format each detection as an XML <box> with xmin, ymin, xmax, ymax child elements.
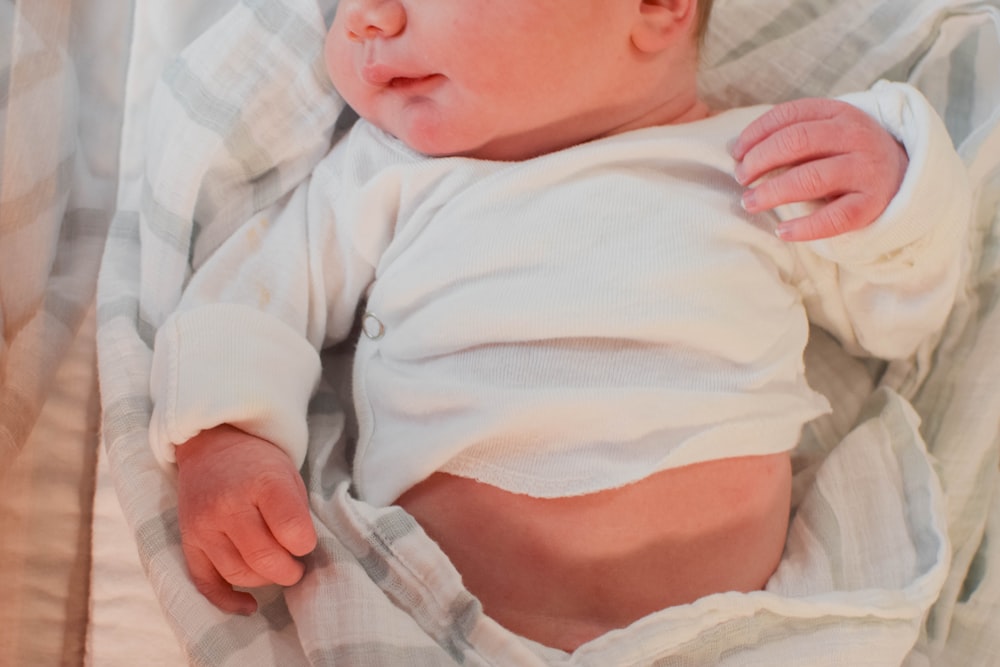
<box><xmin>696</xmin><ymin>0</ymin><xmax>714</xmax><ymax>44</ymax></box>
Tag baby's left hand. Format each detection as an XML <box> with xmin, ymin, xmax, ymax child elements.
<box><xmin>731</xmin><ymin>97</ymin><xmax>909</xmax><ymax>242</ymax></box>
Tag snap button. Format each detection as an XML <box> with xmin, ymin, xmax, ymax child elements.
<box><xmin>362</xmin><ymin>311</ymin><xmax>385</xmax><ymax>340</ymax></box>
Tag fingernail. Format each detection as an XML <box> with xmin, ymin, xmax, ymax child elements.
<box><xmin>741</xmin><ymin>190</ymin><xmax>756</xmax><ymax>211</ymax></box>
<box><xmin>726</xmin><ymin>138</ymin><xmax>739</xmax><ymax>156</ymax></box>
<box><xmin>774</xmin><ymin>223</ymin><xmax>790</xmax><ymax>240</ymax></box>
<box><xmin>734</xmin><ymin>164</ymin><xmax>747</xmax><ymax>185</ymax></box>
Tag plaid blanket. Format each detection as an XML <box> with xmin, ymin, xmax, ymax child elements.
<box><xmin>0</xmin><ymin>1</ymin><xmax>113</xmax><ymax>471</ymax></box>
<box><xmin>96</xmin><ymin>0</ymin><xmax>1000</xmax><ymax>664</ymax></box>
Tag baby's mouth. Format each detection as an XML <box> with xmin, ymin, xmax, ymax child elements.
<box><xmin>385</xmin><ymin>74</ymin><xmax>442</xmax><ymax>92</ymax></box>
<box><xmin>360</xmin><ymin>60</ymin><xmax>436</xmax><ymax>88</ymax></box>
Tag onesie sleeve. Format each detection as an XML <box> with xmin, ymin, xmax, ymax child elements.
<box><xmin>148</xmin><ymin>135</ymin><xmax>381</xmax><ymax>469</ymax></box>
<box><xmin>785</xmin><ymin>80</ymin><xmax>972</xmax><ymax>359</ymax></box>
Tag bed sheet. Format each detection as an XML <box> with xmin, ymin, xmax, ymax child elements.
<box><xmin>0</xmin><ymin>307</ymin><xmax>98</xmax><ymax>665</ymax></box>
<box><xmin>1</xmin><ymin>0</ymin><xmax>129</xmax><ymax>665</ymax></box>
<box><xmin>91</xmin><ymin>0</ymin><xmax>1000</xmax><ymax>665</ymax></box>
<box><xmin>87</xmin><ymin>442</ymin><xmax>186</xmax><ymax>666</ymax></box>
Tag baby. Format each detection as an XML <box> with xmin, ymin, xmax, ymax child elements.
<box><xmin>151</xmin><ymin>0</ymin><xmax>969</xmax><ymax>651</ymax></box>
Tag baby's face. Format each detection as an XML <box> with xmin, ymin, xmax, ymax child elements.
<box><xmin>326</xmin><ymin>0</ymin><xmax>658</xmax><ymax>160</ymax></box>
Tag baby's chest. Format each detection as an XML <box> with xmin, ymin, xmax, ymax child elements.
<box><xmin>364</xmin><ymin>179</ymin><xmax>799</xmax><ymax>359</ymax></box>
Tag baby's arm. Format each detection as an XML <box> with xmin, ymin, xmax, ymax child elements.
<box><xmin>156</xmin><ymin>180</ymin><xmax>332</xmax><ymax>611</ymax></box>
<box><xmin>733</xmin><ymin>81</ymin><xmax>971</xmax><ymax>359</ymax></box>
<box><xmin>150</xmin><ymin>137</ymin><xmax>382</xmax><ymax>610</ymax></box>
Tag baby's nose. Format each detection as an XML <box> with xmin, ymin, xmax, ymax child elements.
<box><xmin>343</xmin><ymin>0</ymin><xmax>406</xmax><ymax>41</ymax></box>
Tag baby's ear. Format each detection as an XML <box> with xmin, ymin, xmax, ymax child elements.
<box><xmin>632</xmin><ymin>0</ymin><xmax>697</xmax><ymax>53</ymax></box>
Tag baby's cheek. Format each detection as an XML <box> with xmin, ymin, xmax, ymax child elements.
<box><xmin>322</xmin><ymin>26</ymin><xmax>342</xmax><ymax>84</ymax></box>
<box><xmin>393</xmin><ymin>101</ymin><xmax>462</xmax><ymax>156</ymax></box>
<box><xmin>323</xmin><ymin>29</ymin><xmax>360</xmax><ymax>103</ymax></box>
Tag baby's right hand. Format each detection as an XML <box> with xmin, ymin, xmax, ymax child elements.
<box><xmin>175</xmin><ymin>425</ymin><xmax>317</xmax><ymax>614</ymax></box>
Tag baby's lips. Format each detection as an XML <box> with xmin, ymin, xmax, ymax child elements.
<box><xmin>360</xmin><ymin>61</ymin><xmax>399</xmax><ymax>86</ymax></box>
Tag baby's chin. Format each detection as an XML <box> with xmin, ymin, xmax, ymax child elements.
<box><xmin>396</xmin><ymin>129</ymin><xmax>488</xmax><ymax>160</ymax></box>
<box><xmin>397</xmin><ymin>120</ymin><xmax>581</xmax><ymax>162</ymax></box>
<box><xmin>404</xmin><ymin>136</ymin><xmax>537</xmax><ymax>162</ymax></box>
<box><xmin>390</xmin><ymin>119</ymin><xmax>519</xmax><ymax>161</ymax></box>
<box><xmin>388</xmin><ymin>108</ymin><xmax>570</xmax><ymax>162</ymax></box>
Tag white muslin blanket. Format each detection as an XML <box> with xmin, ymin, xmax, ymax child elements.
<box><xmin>96</xmin><ymin>0</ymin><xmax>1000</xmax><ymax>664</ymax></box>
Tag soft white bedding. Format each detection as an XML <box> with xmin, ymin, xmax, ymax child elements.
<box><xmin>2</xmin><ymin>0</ymin><xmax>999</xmax><ymax>665</ymax></box>
<box><xmin>1</xmin><ymin>0</ymin><xmax>125</xmax><ymax>663</ymax></box>
<box><xmin>87</xmin><ymin>3</ymin><xmax>244</xmax><ymax>665</ymax></box>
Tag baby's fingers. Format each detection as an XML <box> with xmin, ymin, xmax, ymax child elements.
<box><xmin>734</xmin><ymin>118</ymin><xmax>847</xmax><ymax>187</ymax></box>
<box><xmin>229</xmin><ymin>510</ymin><xmax>308</xmax><ymax>587</ymax></box>
<box><xmin>732</xmin><ymin>98</ymin><xmax>845</xmax><ymax>159</ymax></box>
<box><xmin>182</xmin><ymin>541</ymin><xmax>259</xmax><ymax>615</ymax></box>
<box><xmin>185</xmin><ymin>530</ymin><xmax>274</xmax><ymax>589</ymax></box>
<box><xmin>741</xmin><ymin>155</ymin><xmax>855</xmax><ymax>214</ymax></box>
<box><xmin>775</xmin><ymin>193</ymin><xmax>873</xmax><ymax>241</ymax></box>
<box><xmin>258</xmin><ymin>475</ymin><xmax>317</xmax><ymax>557</ymax></box>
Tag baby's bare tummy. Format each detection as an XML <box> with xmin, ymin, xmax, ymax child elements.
<box><xmin>396</xmin><ymin>452</ymin><xmax>792</xmax><ymax>651</ymax></box>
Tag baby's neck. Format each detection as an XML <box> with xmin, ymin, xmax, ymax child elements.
<box><xmin>607</xmin><ymin>95</ymin><xmax>715</xmax><ymax>137</ymax></box>
<box><xmin>458</xmin><ymin>68</ymin><xmax>711</xmax><ymax>161</ymax></box>
<box><xmin>442</xmin><ymin>92</ymin><xmax>713</xmax><ymax>163</ymax></box>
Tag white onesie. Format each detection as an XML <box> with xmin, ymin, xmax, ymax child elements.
<box><xmin>149</xmin><ymin>81</ymin><xmax>969</xmax><ymax>507</ymax></box>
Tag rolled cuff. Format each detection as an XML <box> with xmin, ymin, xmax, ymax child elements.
<box><xmin>807</xmin><ymin>80</ymin><xmax>967</xmax><ymax>266</ymax></box>
<box><xmin>149</xmin><ymin>303</ymin><xmax>321</xmax><ymax>469</ymax></box>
